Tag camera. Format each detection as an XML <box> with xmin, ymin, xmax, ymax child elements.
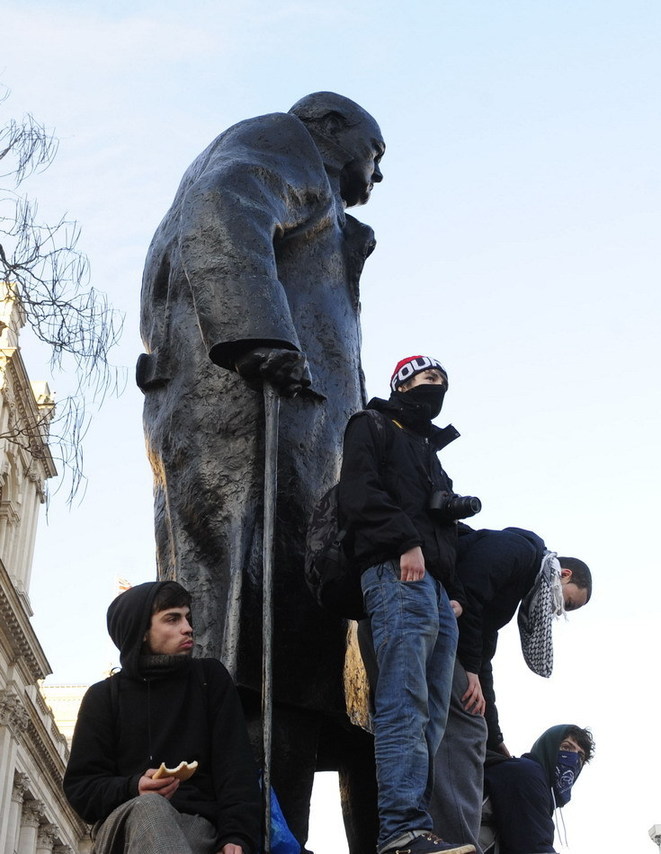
<box><xmin>429</xmin><ymin>490</ymin><xmax>482</xmax><ymax>522</ymax></box>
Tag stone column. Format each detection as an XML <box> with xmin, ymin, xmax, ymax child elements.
<box><xmin>19</xmin><ymin>473</ymin><xmax>41</xmax><ymax>591</ymax></box>
<box><xmin>17</xmin><ymin>799</ymin><xmax>43</xmax><ymax>854</ymax></box>
<box><xmin>0</xmin><ymin>691</ymin><xmax>29</xmax><ymax>852</ymax></box>
<box><xmin>36</xmin><ymin>823</ymin><xmax>58</xmax><ymax>854</ymax></box>
<box><xmin>3</xmin><ymin>771</ymin><xmax>30</xmax><ymax>854</ymax></box>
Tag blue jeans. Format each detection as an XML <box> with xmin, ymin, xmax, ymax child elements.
<box><xmin>361</xmin><ymin>560</ymin><xmax>459</xmax><ymax>852</ymax></box>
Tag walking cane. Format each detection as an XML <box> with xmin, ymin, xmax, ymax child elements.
<box><xmin>261</xmin><ymin>380</ymin><xmax>280</xmax><ymax>854</ymax></box>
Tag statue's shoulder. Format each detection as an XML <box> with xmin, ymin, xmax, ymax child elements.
<box><xmin>222</xmin><ymin>111</ymin><xmax>316</xmax><ymax>148</ymax></box>
<box><xmin>157</xmin><ymin>113</ymin><xmax>327</xmax><ymax>229</ymax></box>
<box><xmin>192</xmin><ymin>112</ymin><xmax>324</xmax><ymax>182</ymax></box>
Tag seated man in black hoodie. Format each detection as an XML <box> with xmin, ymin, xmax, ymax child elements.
<box><xmin>481</xmin><ymin>723</ymin><xmax>595</xmax><ymax>853</ymax></box>
<box><xmin>64</xmin><ymin>581</ymin><xmax>261</xmax><ymax>854</ymax></box>
<box><xmin>339</xmin><ymin>355</ymin><xmax>477</xmax><ymax>854</ymax></box>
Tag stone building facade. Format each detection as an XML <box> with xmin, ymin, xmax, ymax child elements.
<box><xmin>0</xmin><ymin>285</ymin><xmax>89</xmax><ymax>853</ymax></box>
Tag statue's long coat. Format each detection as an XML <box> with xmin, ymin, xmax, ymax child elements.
<box><xmin>139</xmin><ymin>112</ymin><xmax>375</xmax><ymax>713</ymax></box>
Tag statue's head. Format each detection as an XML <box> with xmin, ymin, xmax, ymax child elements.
<box><xmin>289</xmin><ymin>92</ymin><xmax>385</xmax><ymax>207</ymax></box>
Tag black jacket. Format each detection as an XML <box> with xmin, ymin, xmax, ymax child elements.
<box><xmin>455</xmin><ymin>526</ymin><xmax>546</xmax><ymax>748</ymax></box>
<box><xmin>338</xmin><ymin>395</ymin><xmax>463</xmax><ymax>598</ymax></box>
<box><xmin>483</xmin><ymin>725</ymin><xmax>577</xmax><ymax>853</ymax></box>
<box><xmin>484</xmin><ymin>755</ymin><xmax>556</xmax><ymax>853</ymax></box>
<box><xmin>63</xmin><ymin>582</ymin><xmax>261</xmax><ymax>853</ymax></box>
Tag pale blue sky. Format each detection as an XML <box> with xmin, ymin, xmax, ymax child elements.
<box><xmin>2</xmin><ymin>2</ymin><xmax>660</xmax><ymax>851</ymax></box>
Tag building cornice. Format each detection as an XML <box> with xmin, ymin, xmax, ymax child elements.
<box><xmin>23</xmin><ymin>703</ymin><xmax>87</xmax><ymax>836</ymax></box>
<box><xmin>0</xmin><ymin>556</ymin><xmax>51</xmax><ymax>682</ymax></box>
<box><xmin>0</xmin><ymin>346</ymin><xmax>57</xmax><ymax>482</ymax></box>
<box><xmin>1</xmin><ymin>687</ymin><xmax>87</xmax><ymax>838</ymax></box>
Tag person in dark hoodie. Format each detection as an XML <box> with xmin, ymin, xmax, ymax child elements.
<box><xmin>455</xmin><ymin>529</ymin><xmax>592</xmax><ymax>754</ymax></box>
<box><xmin>430</xmin><ymin>529</ymin><xmax>592</xmax><ymax>852</ymax></box>
<box><xmin>338</xmin><ymin>355</ymin><xmax>478</xmax><ymax>854</ymax></box>
<box><xmin>481</xmin><ymin>724</ymin><xmax>595</xmax><ymax>853</ymax></box>
<box><xmin>63</xmin><ymin>580</ymin><xmax>261</xmax><ymax>854</ymax></box>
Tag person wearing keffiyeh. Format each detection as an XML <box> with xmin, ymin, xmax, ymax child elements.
<box><xmin>430</xmin><ymin>527</ymin><xmax>592</xmax><ymax>852</ymax></box>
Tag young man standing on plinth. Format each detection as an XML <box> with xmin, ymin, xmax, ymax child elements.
<box><xmin>339</xmin><ymin>355</ymin><xmax>476</xmax><ymax>854</ymax></box>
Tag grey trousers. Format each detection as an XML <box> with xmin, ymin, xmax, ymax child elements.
<box><xmin>92</xmin><ymin>794</ymin><xmax>219</xmax><ymax>854</ymax></box>
<box><xmin>429</xmin><ymin>661</ymin><xmax>487</xmax><ymax>853</ymax></box>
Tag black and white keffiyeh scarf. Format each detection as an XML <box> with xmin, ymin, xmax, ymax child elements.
<box><xmin>517</xmin><ymin>550</ymin><xmax>565</xmax><ymax>677</ymax></box>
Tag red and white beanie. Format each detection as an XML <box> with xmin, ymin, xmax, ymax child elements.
<box><xmin>390</xmin><ymin>355</ymin><xmax>447</xmax><ymax>392</ymax></box>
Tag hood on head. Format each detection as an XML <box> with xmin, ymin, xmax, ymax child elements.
<box><xmin>528</xmin><ymin>724</ymin><xmax>574</xmax><ymax>788</ymax></box>
<box><xmin>106</xmin><ymin>581</ymin><xmax>167</xmax><ymax>679</ymax></box>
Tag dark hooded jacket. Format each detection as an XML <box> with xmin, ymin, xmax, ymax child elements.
<box><xmin>63</xmin><ymin>582</ymin><xmax>261</xmax><ymax>852</ymax></box>
<box><xmin>455</xmin><ymin>525</ymin><xmax>546</xmax><ymax>747</ymax></box>
<box><xmin>338</xmin><ymin>392</ymin><xmax>464</xmax><ymax>599</ymax></box>
<box><xmin>483</xmin><ymin>724</ymin><xmax>580</xmax><ymax>854</ymax></box>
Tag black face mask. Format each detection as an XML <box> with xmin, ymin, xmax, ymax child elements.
<box><xmin>402</xmin><ymin>384</ymin><xmax>446</xmax><ymax>420</ymax></box>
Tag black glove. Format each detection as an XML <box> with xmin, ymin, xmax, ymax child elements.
<box><xmin>235</xmin><ymin>347</ymin><xmax>312</xmax><ymax>398</ymax></box>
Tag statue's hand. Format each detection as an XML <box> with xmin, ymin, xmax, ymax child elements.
<box><xmin>235</xmin><ymin>347</ymin><xmax>312</xmax><ymax>397</ymax></box>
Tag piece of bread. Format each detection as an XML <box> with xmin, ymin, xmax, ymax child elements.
<box><xmin>152</xmin><ymin>760</ymin><xmax>199</xmax><ymax>781</ymax></box>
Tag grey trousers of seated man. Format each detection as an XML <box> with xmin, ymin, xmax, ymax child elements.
<box><xmin>429</xmin><ymin>661</ymin><xmax>487</xmax><ymax>854</ymax></box>
<box><xmin>91</xmin><ymin>793</ymin><xmax>219</xmax><ymax>854</ymax></box>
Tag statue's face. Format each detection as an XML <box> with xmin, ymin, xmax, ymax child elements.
<box><xmin>338</xmin><ymin>123</ymin><xmax>385</xmax><ymax>207</ymax></box>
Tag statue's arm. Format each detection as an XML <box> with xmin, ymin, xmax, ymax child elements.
<box><xmin>179</xmin><ymin>167</ymin><xmax>317</xmax><ymax>393</ymax></box>
<box><xmin>178</xmin><ymin>131</ymin><xmax>327</xmax><ymax>393</ymax></box>
<box><xmin>179</xmin><ymin>164</ymin><xmax>298</xmax><ymax>353</ymax></box>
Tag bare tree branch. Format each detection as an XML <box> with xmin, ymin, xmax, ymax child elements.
<box><xmin>0</xmin><ymin>85</ymin><xmax>123</xmax><ymax>503</ymax></box>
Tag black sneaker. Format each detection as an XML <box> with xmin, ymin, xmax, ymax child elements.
<box><xmin>384</xmin><ymin>832</ymin><xmax>476</xmax><ymax>854</ymax></box>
